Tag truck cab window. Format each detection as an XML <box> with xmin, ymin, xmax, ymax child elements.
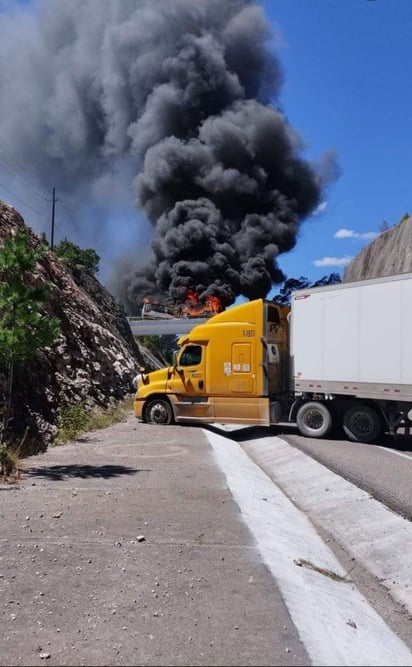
<box><xmin>180</xmin><ymin>345</ymin><xmax>202</xmax><ymax>367</ymax></box>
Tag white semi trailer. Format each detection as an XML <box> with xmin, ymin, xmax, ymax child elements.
<box><xmin>289</xmin><ymin>271</ymin><xmax>412</xmax><ymax>441</ymax></box>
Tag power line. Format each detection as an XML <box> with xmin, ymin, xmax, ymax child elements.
<box><xmin>0</xmin><ymin>181</ymin><xmax>47</xmax><ymax>217</ymax></box>
<box><xmin>0</xmin><ymin>135</ymin><xmax>81</xmax><ymax>244</ymax></box>
<box><xmin>0</xmin><ymin>135</ymin><xmax>50</xmax><ymax>199</ymax></box>
<box><xmin>0</xmin><ymin>154</ymin><xmax>47</xmax><ymax>202</ymax></box>
<box><xmin>59</xmin><ymin>198</ymin><xmax>81</xmax><ymax>234</ymax></box>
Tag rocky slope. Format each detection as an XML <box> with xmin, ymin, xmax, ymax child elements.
<box><xmin>0</xmin><ymin>202</ymin><xmax>157</xmax><ymax>454</ymax></box>
<box><xmin>343</xmin><ymin>214</ymin><xmax>412</xmax><ymax>282</ymax></box>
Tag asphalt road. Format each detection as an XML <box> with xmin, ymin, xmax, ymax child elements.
<box><xmin>275</xmin><ymin>426</ymin><xmax>412</xmax><ymax>519</ymax></box>
<box><xmin>0</xmin><ymin>416</ymin><xmax>309</xmax><ymax>667</ymax></box>
<box><xmin>1</xmin><ymin>416</ymin><xmax>412</xmax><ymax>666</ymax></box>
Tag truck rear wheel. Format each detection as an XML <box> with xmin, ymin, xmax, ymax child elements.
<box><xmin>145</xmin><ymin>398</ymin><xmax>173</xmax><ymax>425</ymax></box>
<box><xmin>296</xmin><ymin>402</ymin><xmax>333</xmax><ymax>438</ymax></box>
<box><xmin>342</xmin><ymin>404</ymin><xmax>382</xmax><ymax>443</ymax></box>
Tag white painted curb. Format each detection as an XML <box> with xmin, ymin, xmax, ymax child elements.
<box><xmin>205</xmin><ymin>430</ymin><xmax>412</xmax><ymax>667</ymax></box>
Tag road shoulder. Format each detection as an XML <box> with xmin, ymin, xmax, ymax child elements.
<box><xmin>218</xmin><ymin>430</ymin><xmax>412</xmax><ymax>656</ymax></box>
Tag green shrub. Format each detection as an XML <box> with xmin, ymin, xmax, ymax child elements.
<box><xmin>56</xmin><ymin>404</ymin><xmax>92</xmax><ymax>443</ymax></box>
<box><xmin>55</xmin><ymin>398</ymin><xmax>134</xmax><ymax>445</ymax></box>
<box><xmin>54</xmin><ymin>238</ymin><xmax>100</xmax><ymax>275</ymax></box>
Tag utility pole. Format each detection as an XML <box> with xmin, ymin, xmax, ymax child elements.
<box><xmin>46</xmin><ymin>187</ymin><xmax>60</xmax><ymax>250</ymax></box>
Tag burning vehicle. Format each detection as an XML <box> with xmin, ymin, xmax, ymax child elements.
<box><xmin>141</xmin><ymin>290</ymin><xmax>223</xmax><ymax>319</ymax></box>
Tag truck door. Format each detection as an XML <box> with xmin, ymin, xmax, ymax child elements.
<box><xmin>177</xmin><ymin>344</ymin><xmax>205</xmax><ymax>395</ymax></box>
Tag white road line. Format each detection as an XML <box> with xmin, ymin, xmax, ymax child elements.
<box><xmin>205</xmin><ymin>429</ymin><xmax>412</xmax><ymax>667</ymax></box>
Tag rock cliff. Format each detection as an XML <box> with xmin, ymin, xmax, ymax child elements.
<box><xmin>0</xmin><ymin>202</ymin><xmax>154</xmax><ymax>454</ymax></box>
<box><xmin>343</xmin><ymin>215</ymin><xmax>412</xmax><ymax>282</ymax></box>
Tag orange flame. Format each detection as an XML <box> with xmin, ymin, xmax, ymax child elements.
<box><xmin>186</xmin><ymin>289</ymin><xmax>199</xmax><ymax>304</ymax></box>
<box><xmin>183</xmin><ymin>292</ymin><xmax>222</xmax><ymax>317</ymax></box>
<box><xmin>206</xmin><ymin>295</ymin><xmax>221</xmax><ymax>313</ymax></box>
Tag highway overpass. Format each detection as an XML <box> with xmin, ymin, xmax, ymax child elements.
<box><xmin>127</xmin><ymin>317</ymin><xmax>208</xmax><ymax>336</ymax></box>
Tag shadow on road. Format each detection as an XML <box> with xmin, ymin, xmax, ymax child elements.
<box><xmin>202</xmin><ymin>423</ymin><xmax>412</xmax><ymax>452</ymax></box>
<box><xmin>375</xmin><ymin>433</ymin><xmax>412</xmax><ymax>451</ymax></box>
<box><xmin>25</xmin><ymin>464</ymin><xmax>147</xmax><ymax>481</ymax></box>
<box><xmin>203</xmin><ymin>423</ymin><xmax>293</xmax><ymax>442</ymax></box>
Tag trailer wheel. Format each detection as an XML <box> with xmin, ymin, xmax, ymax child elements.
<box><xmin>342</xmin><ymin>404</ymin><xmax>382</xmax><ymax>443</ymax></box>
<box><xmin>296</xmin><ymin>402</ymin><xmax>333</xmax><ymax>438</ymax></box>
<box><xmin>144</xmin><ymin>398</ymin><xmax>173</xmax><ymax>425</ymax></box>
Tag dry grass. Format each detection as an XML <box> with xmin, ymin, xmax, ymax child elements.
<box><xmin>55</xmin><ymin>396</ymin><xmax>134</xmax><ymax>445</ymax></box>
<box><xmin>0</xmin><ymin>444</ymin><xmax>25</xmax><ymax>483</ymax></box>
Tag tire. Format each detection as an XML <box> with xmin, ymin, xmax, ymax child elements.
<box><xmin>144</xmin><ymin>398</ymin><xmax>173</xmax><ymax>425</ymax></box>
<box><xmin>296</xmin><ymin>401</ymin><xmax>333</xmax><ymax>438</ymax></box>
<box><xmin>342</xmin><ymin>404</ymin><xmax>382</xmax><ymax>443</ymax></box>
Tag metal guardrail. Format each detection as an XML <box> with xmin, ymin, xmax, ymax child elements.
<box><xmin>127</xmin><ymin>317</ymin><xmax>208</xmax><ymax>336</ymax></box>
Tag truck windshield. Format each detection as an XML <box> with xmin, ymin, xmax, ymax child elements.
<box><xmin>180</xmin><ymin>345</ymin><xmax>202</xmax><ymax>366</ymax></box>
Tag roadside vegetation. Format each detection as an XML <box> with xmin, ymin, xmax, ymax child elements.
<box><xmin>0</xmin><ymin>229</ymin><xmax>60</xmax><ymax>479</ymax></box>
<box><xmin>55</xmin><ymin>396</ymin><xmax>134</xmax><ymax>445</ymax></box>
<box><xmin>41</xmin><ymin>234</ymin><xmax>101</xmax><ymax>275</ymax></box>
<box><xmin>0</xmin><ymin>229</ymin><xmax>121</xmax><ymax>482</ymax></box>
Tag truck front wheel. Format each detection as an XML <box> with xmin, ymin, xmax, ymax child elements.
<box><xmin>296</xmin><ymin>402</ymin><xmax>333</xmax><ymax>438</ymax></box>
<box><xmin>342</xmin><ymin>404</ymin><xmax>382</xmax><ymax>443</ymax></box>
<box><xmin>144</xmin><ymin>398</ymin><xmax>174</xmax><ymax>425</ymax></box>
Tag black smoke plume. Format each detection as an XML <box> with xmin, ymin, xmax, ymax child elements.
<box><xmin>0</xmin><ymin>0</ymin><xmax>335</xmax><ymax>312</ymax></box>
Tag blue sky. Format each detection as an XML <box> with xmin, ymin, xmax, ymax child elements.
<box><xmin>0</xmin><ymin>0</ymin><xmax>411</xmax><ymax>296</ymax></box>
<box><xmin>260</xmin><ymin>0</ymin><xmax>412</xmax><ymax>288</ymax></box>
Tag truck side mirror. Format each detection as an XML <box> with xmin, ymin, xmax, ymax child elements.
<box><xmin>172</xmin><ymin>351</ymin><xmax>178</xmax><ymax>367</ymax></box>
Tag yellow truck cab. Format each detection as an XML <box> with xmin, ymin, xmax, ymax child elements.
<box><xmin>134</xmin><ymin>299</ymin><xmax>289</xmax><ymax>426</ymax></box>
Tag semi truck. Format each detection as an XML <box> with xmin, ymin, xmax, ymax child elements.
<box><xmin>133</xmin><ymin>272</ymin><xmax>412</xmax><ymax>442</ymax></box>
